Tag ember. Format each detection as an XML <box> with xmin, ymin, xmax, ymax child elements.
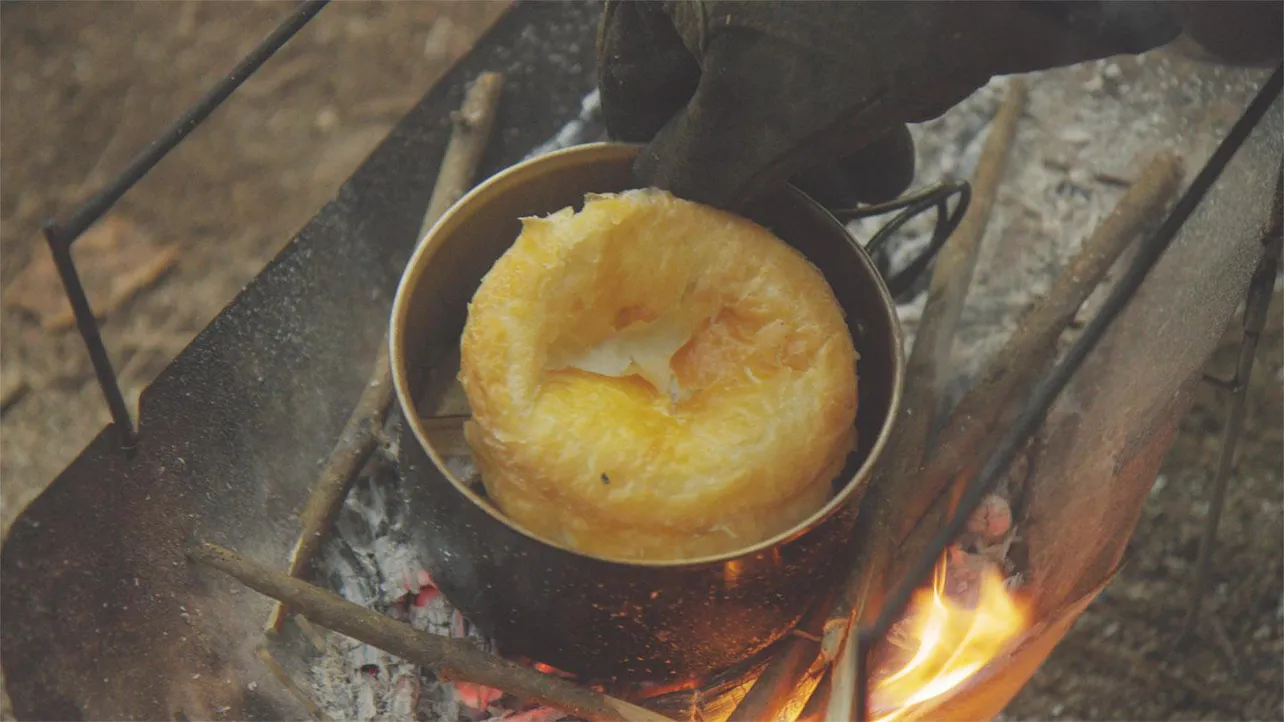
<box><xmin>869</xmin><ymin>553</ymin><xmax>1028</xmax><ymax>722</ymax></box>
<box><xmin>304</xmin><ymin>426</ymin><xmax>576</xmax><ymax>722</ymax></box>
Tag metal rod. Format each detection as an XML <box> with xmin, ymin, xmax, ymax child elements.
<box><xmin>44</xmin><ymin>240</ymin><xmax>139</xmax><ymax>449</ymax></box>
<box><xmin>44</xmin><ymin>0</ymin><xmax>330</xmax><ymax>248</ymax></box>
<box><xmin>856</xmin><ymin>62</ymin><xmax>1281</xmax><ymax>716</ymax></box>
<box><xmin>39</xmin><ymin>0</ymin><xmax>329</xmax><ymax>450</ymax></box>
<box><xmin>1180</xmin><ymin>165</ymin><xmax>1283</xmax><ymax>642</ymax></box>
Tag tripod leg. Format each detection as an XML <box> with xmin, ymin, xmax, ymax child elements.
<box><xmin>1179</xmin><ymin>171</ymin><xmax>1283</xmax><ymax>646</ymax></box>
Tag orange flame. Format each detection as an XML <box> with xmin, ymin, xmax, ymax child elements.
<box><xmin>870</xmin><ymin>554</ymin><xmax>1027</xmax><ymax>722</ymax></box>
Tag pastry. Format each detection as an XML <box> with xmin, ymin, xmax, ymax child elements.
<box><xmin>459</xmin><ymin>188</ymin><xmax>859</xmax><ymax>561</ymax></box>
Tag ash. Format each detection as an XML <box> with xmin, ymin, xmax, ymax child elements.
<box><xmin>847</xmin><ymin>53</ymin><xmax>1270</xmax><ymax>410</ymax></box>
<box><xmin>524</xmin><ymin>89</ymin><xmax>605</xmax><ymax>159</ymax></box>
<box><xmin>306</xmin><ymin>414</ymin><xmax>572</xmax><ymax>722</ymax></box>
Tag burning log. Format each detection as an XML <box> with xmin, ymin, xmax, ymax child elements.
<box><xmin>826</xmin><ymin>81</ymin><xmax>1027</xmax><ymax>722</ymax></box>
<box><xmin>847</xmin><ymin>146</ymin><xmax>1187</xmax><ymax>721</ymax></box>
<box><xmin>893</xmin><ymin>149</ymin><xmax>1185</xmax><ymax>551</ymax></box>
<box><xmin>189</xmin><ymin>542</ymin><xmax>673</xmax><ymax>722</ymax></box>
<box><xmin>266</xmin><ymin>71</ymin><xmax>506</xmax><ymax>635</ymax></box>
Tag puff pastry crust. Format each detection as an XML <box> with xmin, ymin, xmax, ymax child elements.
<box><xmin>459</xmin><ymin>188</ymin><xmax>858</xmax><ymax>561</ymax></box>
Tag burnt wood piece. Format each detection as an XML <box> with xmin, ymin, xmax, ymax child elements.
<box><xmin>0</xmin><ymin>2</ymin><xmax>603</xmax><ymax>720</ymax></box>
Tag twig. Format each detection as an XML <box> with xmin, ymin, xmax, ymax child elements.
<box><xmin>871</xmin><ymin>64</ymin><xmax>1281</xmax><ymax>722</ymax></box>
<box><xmin>265</xmin><ymin>71</ymin><xmax>505</xmax><ymax>634</ymax></box>
<box><xmin>882</xmin><ymin>149</ymin><xmax>1186</xmax><ymax>657</ymax></box>
<box><xmin>724</xmin><ymin>80</ymin><xmax>1028</xmax><ymax>722</ymax></box>
<box><xmin>894</xmin><ymin>151</ymin><xmax>1185</xmax><ymax>547</ymax></box>
<box><xmin>1180</xmin><ymin>169</ymin><xmax>1282</xmax><ymax>642</ymax></box>
<box><xmin>724</xmin><ymin>594</ymin><xmax>831</xmax><ymax>722</ymax></box>
<box><xmin>264</xmin><ymin>340</ymin><xmax>395</xmax><ymax>634</ymax></box>
<box><xmin>419</xmin><ymin>71</ymin><xmax>505</xmax><ymax>241</ymax></box>
<box><xmin>1207</xmin><ymin>613</ymin><xmax>1244</xmax><ymax>677</ymax></box>
<box><xmin>825</xmin><ymin>78</ymin><xmax>1028</xmax><ymax>722</ymax></box>
<box><xmin>255</xmin><ymin>644</ymin><xmax>333</xmax><ymax>722</ymax></box>
<box><xmin>190</xmin><ymin>543</ymin><xmax>672</xmax><ymax>722</ymax></box>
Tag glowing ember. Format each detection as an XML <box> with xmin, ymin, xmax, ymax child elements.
<box><xmin>870</xmin><ymin>553</ymin><xmax>1027</xmax><ymax>722</ymax></box>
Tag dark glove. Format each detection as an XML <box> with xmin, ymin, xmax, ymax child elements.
<box><xmin>597</xmin><ymin>0</ymin><xmax>1185</xmax><ymax>212</ymax></box>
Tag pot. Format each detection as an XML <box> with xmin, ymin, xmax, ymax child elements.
<box><xmin>389</xmin><ymin>142</ymin><xmax>904</xmax><ymax>693</ymax></box>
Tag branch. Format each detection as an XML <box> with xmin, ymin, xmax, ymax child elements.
<box><xmin>265</xmin><ymin>71</ymin><xmax>505</xmax><ymax>634</ymax></box>
<box><xmin>419</xmin><ymin>71</ymin><xmax>506</xmax><ymax>240</ymax></box>
<box><xmin>726</xmin><ymin>78</ymin><xmax>1030</xmax><ymax>722</ymax></box>
<box><xmin>893</xmin><ymin>150</ymin><xmax>1185</xmax><ymax>564</ymax></box>
<box><xmin>190</xmin><ymin>543</ymin><xmax>672</xmax><ymax>722</ymax></box>
<box><xmin>825</xmin><ymin>78</ymin><xmax>1028</xmax><ymax>722</ymax></box>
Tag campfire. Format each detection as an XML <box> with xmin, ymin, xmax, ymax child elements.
<box><xmin>869</xmin><ymin>553</ymin><xmax>1027</xmax><ymax>722</ymax></box>
<box><xmin>184</xmin><ymin>64</ymin><xmax>1282</xmax><ymax>722</ymax></box>
<box><xmin>283</xmin><ymin>429</ymin><xmax>1032</xmax><ymax>722</ymax></box>
<box><xmin>4</xmin><ymin>2</ymin><xmax>1279</xmax><ymax>719</ymax></box>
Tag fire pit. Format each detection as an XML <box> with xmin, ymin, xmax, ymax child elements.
<box><xmin>2</xmin><ymin>2</ymin><xmax>1281</xmax><ymax>720</ymax></box>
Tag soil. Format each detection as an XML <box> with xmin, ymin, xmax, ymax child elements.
<box><xmin>1</xmin><ymin>3</ymin><xmax>1280</xmax><ymax>721</ymax></box>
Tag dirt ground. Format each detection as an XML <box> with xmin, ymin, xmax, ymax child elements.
<box><xmin>1</xmin><ymin>2</ymin><xmax>1280</xmax><ymax>721</ymax></box>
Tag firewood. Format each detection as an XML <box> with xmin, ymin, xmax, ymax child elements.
<box><xmin>895</xmin><ymin>150</ymin><xmax>1185</xmax><ymax>549</ymax></box>
<box><xmin>728</xmin><ymin>78</ymin><xmax>1029</xmax><ymax>722</ymax></box>
<box><xmin>189</xmin><ymin>542</ymin><xmax>673</xmax><ymax>722</ymax></box>
<box><xmin>265</xmin><ymin>71</ymin><xmax>505</xmax><ymax>635</ymax></box>
<box><xmin>825</xmin><ymin>78</ymin><xmax>1028</xmax><ymax>722</ymax></box>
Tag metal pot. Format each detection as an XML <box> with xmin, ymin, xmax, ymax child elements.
<box><xmin>389</xmin><ymin>142</ymin><xmax>904</xmax><ymax>693</ymax></box>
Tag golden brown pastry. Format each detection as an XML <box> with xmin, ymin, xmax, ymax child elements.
<box><xmin>459</xmin><ymin>188</ymin><xmax>858</xmax><ymax>561</ymax></box>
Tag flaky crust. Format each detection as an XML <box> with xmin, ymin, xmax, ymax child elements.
<box><xmin>459</xmin><ymin>189</ymin><xmax>858</xmax><ymax>561</ymax></box>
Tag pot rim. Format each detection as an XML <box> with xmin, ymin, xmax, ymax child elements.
<box><xmin>389</xmin><ymin>141</ymin><xmax>906</xmax><ymax>570</ymax></box>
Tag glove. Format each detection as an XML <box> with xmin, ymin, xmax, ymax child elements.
<box><xmin>596</xmin><ymin>0</ymin><xmax>1187</xmax><ymax>212</ymax></box>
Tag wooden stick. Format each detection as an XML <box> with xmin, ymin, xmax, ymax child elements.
<box><xmin>824</xmin><ymin>78</ymin><xmax>1028</xmax><ymax>722</ymax></box>
<box><xmin>265</xmin><ymin>340</ymin><xmax>395</xmax><ymax>634</ymax></box>
<box><xmin>418</xmin><ymin>71</ymin><xmax>505</xmax><ymax>241</ymax></box>
<box><xmin>265</xmin><ymin>71</ymin><xmax>505</xmax><ymax>635</ymax></box>
<box><xmin>191</xmin><ymin>543</ymin><xmax>673</xmax><ymax>722</ymax></box>
<box><xmin>724</xmin><ymin>80</ymin><xmax>1030</xmax><ymax>722</ymax></box>
<box><xmin>724</xmin><ymin>594</ymin><xmax>832</xmax><ymax>722</ymax></box>
<box><xmin>894</xmin><ymin>150</ymin><xmax>1185</xmax><ymax>554</ymax></box>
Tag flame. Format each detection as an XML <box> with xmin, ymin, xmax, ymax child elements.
<box><xmin>870</xmin><ymin>554</ymin><xmax>1027</xmax><ymax>722</ymax></box>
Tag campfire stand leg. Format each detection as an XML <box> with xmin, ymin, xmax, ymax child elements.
<box><xmin>1179</xmin><ymin>167</ymin><xmax>1283</xmax><ymax>646</ymax></box>
<box><xmin>855</xmin><ymin>63</ymin><xmax>1281</xmax><ymax>719</ymax></box>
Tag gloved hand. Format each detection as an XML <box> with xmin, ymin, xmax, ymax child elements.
<box><xmin>597</xmin><ymin>1</ymin><xmax>1190</xmax><ymax>212</ymax></box>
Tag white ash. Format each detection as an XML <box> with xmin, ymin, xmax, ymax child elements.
<box><xmin>305</xmin><ymin>416</ymin><xmax>571</xmax><ymax>722</ymax></box>
<box><xmin>850</xmin><ymin>54</ymin><xmax>1270</xmax><ymax>411</ymax></box>
<box><xmin>524</xmin><ymin>89</ymin><xmax>604</xmax><ymax>159</ymax></box>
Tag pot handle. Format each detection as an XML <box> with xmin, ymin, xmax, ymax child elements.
<box><xmin>832</xmin><ymin>181</ymin><xmax>972</xmax><ymax>301</ymax></box>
